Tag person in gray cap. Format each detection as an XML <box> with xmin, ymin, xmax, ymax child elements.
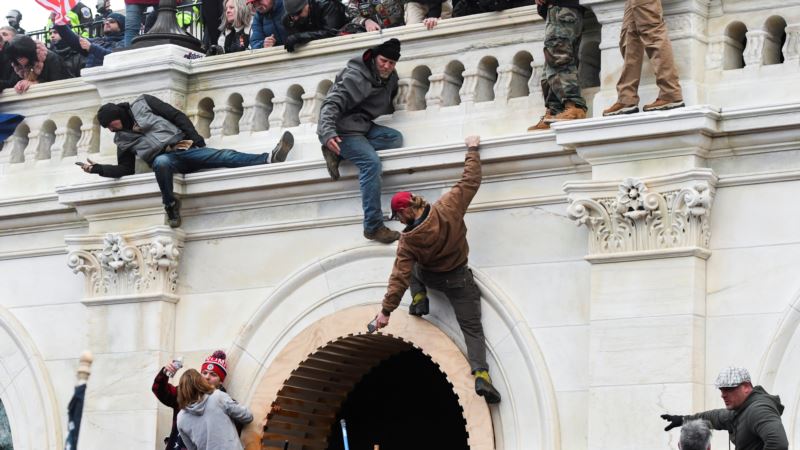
<box><xmin>281</xmin><ymin>0</ymin><xmax>346</xmax><ymax>52</ymax></box>
<box><xmin>661</xmin><ymin>366</ymin><xmax>788</xmax><ymax>450</ymax></box>
<box><xmin>317</xmin><ymin>38</ymin><xmax>404</xmax><ymax>243</ymax></box>
<box><xmin>679</xmin><ymin>419</ymin><xmax>712</xmax><ymax>450</ymax></box>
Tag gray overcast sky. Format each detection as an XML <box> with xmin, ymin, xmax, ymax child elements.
<box><xmin>7</xmin><ymin>0</ymin><xmax>125</xmax><ymax>32</ymax></box>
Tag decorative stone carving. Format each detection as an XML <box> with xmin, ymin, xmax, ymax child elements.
<box><xmin>567</xmin><ymin>178</ymin><xmax>713</xmax><ymax>255</ymax></box>
<box><xmin>209</xmin><ymin>106</ymin><xmax>228</xmax><ymax>139</ymax></box>
<box><xmin>67</xmin><ymin>228</ymin><xmax>183</xmax><ymax>299</ymax></box>
<box><xmin>459</xmin><ymin>68</ymin><xmax>497</xmax><ymax>104</ymax></box>
<box><xmin>528</xmin><ymin>61</ymin><xmax>544</xmax><ymax>98</ymax></box>
<box><xmin>269</xmin><ymin>98</ymin><xmax>288</xmax><ymax>129</ymax></box>
<box><xmin>743</xmin><ymin>30</ymin><xmax>769</xmax><ymax>67</ymax></box>
<box><xmin>298</xmin><ymin>92</ymin><xmax>327</xmax><ymax>124</ymax></box>
<box><xmin>393</xmin><ymin>78</ymin><xmax>413</xmax><ymax>111</ymax></box>
<box><xmin>425</xmin><ymin>73</ymin><xmax>462</xmax><ymax>108</ymax></box>
<box><xmin>783</xmin><ymin>24</ymin><xmax>800</xmax><ymax>64</ymax></box>
<box><xmin>495</xmin><ymin>63</ymin><xmax>532</xmax><ymax>102</ymax></box>
<box><xmin>706</xmin><ymin>36</ymin><xmax>725</xmax><ymax>70</ymax></box>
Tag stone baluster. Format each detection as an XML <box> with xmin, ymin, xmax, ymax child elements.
<box><xmin>209</xmin><ymin>106</ymin><xmax>228</xmax><ymax>139</ymax></box>
<box><xmin>393</xmin><ymin>78</ymin><xmax>413</xmax><ymax>111</ymax></box>
<box><xmin>222</xmin><ymin>104</ymin><xmax>243</xmax><ymax>136</ymax></box>
<box><xmin>281</xmin><ymin>96</ymin><xmax>304</xmax><ymax>128</ymax></box>
<box><xmin>782</xmin><ymin>24</ymin><xmax>800</xmax><ymax>65</ymax></box>
<box><xmin>425</xmin><ymin>72</ymin><xmax>463</xmax><ymax>108</ymax></box>
<box><xmin>705</xmin><ymin>36</ymin><xmax>725</xmax><ymax>70</ymax></box>
<box><xmin>24</xmin><ymin>130</ymin><xmax>40</xmax><ymax>164</ymax></box>
<box><xmin>76</xmin><ymin>123</ymin><xmax>99</xmax><ymax>160</ymax></box>
<box><xmin>251</xmin><ymin>101</ymin><xmax>272</xmax><ymax>133</ymax></box>
<box><xmin>494</xmin><ymin>63</ymin><xmax>532</xmax><ymax>103</ymax></box>
<box><xmin>299</xmin><ymin>92</ymin><xmax>327</xmax><ymax>124</ymax></box>
<box><xmin>5</xmin><ymin>135</ymin><xmax>26</xmax><ymax>165</ymax></box>
<box><xmin>269</xmin><ymin>98</ymin><xmax>288</xmax><ymax>129</ymax></box>
<box><xmin>528</xmin><ymin>61</ymin><xmax>544</xmax><ymax>99</ymax></box>
<box><xmin>743</xmin><ymin>30</ymin><xmax>768</xmax><ymax>67</ymax></box>
<box><xmin>50</xmin><ymin>128</ymin><xmax>68</xmax><ymax>162</ymax></box>
<box><xmin>459</xmin><ymin>68</ymin><xmax>497</xmax><ymax>105</ymax></box>
<box><xmin>238</xmin><ymin>102</ymin><xmax>258</xmax><ymax>134</ymax></box>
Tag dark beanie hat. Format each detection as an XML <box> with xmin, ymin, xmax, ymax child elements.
<box><xmin>106</xmin><ymin>12</ymin><xmax>126</xmax><ymax>31</ymax></box>
<box><xmin>97</xmin><ymin>103</ymin><xmax>125</xmax><ymax>127</ymax></box>
<box><xmin>283</xmin><ymin>0</ymin><xmax>308</xmax><ymax>16</ymax></box>
<box><xmin>6</xmin><ymin>35</ymin><xmax>38</xmax><ymax>64</ymax></box>
<box><xmin>373</xmin><ymin>38</ymin><xmax>401</xmax><ymax>61</ymax></box>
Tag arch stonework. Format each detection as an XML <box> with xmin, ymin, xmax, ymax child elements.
<box><xmin>223</xmin><ymin>245</ymin><xmax>560</xmax><ymax>450</ymax></box>
<box><xmin>0</xmin><ymin>307</ymin><xmax>62</xmax><ymax>449</ymax></box>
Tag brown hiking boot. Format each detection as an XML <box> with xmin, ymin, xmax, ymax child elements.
<box><xmin>643</xmin><ymin>98</ymin><xmax>685</xmax><ymax>112</ymax></box>
<box><xmin>527</xmin><ymin>111</ymin><xmax>554</xmax><ymax>131</ymax></box>
<box><xmin>364</xmin><ymin>225</ymin><xmax>400</xmax><ymax>244</ymax></box>
<box><xmin>547</xmin><ymin>102</ymin><xmax>587</xmax><ymax>123</ymax></box>
<box><xmin>321</xmin><ymin>145</ymin><xmax>340</xmax><ymax>181</ymax></box>
<box><xmin>602</xmin><ymin>102</ymin><xmax>639</xmax><ymax>116</ymax></box>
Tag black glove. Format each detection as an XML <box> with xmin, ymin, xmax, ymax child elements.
<box><xmin>284</xmin><ymin>35</ymin><xmax>299</xmax><ymax>53</ymax></box>
<box><xmin>661</xmin><ymin>414</ymin><xmax>683</xmax><ymax>431</ymax></box>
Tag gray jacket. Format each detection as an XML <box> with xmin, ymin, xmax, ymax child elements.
<box><xmin>177</xmin><ymin>389</ymin><xmax>254</xmax><ymax>450</ymax></box>
<box><xmin>317</xmin><ymin>49</ymin><xmax>398</xmax><ymax>144</ymax></box>
<box><xmin>114</xmin><ymin>95</ymin><xmax>184</xmax><ymax>164</ymax></box>
<box><xmin>685</xmin><ymin>386</ymin><xmax>788</xmax><ymax>450</ymax></box>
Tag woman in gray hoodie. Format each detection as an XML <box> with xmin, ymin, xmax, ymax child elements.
<box><xmin>177</xmin><ymin>369</ymin><xmax>254</xmax><ymax>450</ymax></box>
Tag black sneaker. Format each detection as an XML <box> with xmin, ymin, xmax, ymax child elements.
<box><xmin>165</xmin><ymin>199</ymin><xmax>182</xmax><ymax>228</ymax></box>
<box><xmin>321</xmin><ymin>145</ymin><xmax>341</xmax><ymax>181</ymax></box>
<box><xmin>409</xmin><ymin>296</ymin><xmax>429</xmax><ymax>316</ymax></box>
<box><xmin>475</xmin><ymin>377</ymin><xmax>501</xmax><ymax>404</ymax></box>
<box><xmin>270</xmin><ymin>131</ymin><xmax>294</xmax><ymax>163</ymax></box>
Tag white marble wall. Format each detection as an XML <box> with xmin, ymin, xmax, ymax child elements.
<box><xmin>1</xmin><ymin>1</ymin><xmax>800</xmax><ymax>449</ymax></box>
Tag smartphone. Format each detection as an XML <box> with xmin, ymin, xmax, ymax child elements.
<box><xmin>367</xmin><ymin>317</ymin><xmax>377</xmax><ymax>334</ymax></box>
<box><xmin>74</xmin><ymin>162</ymin><xmax>84</xmax><ymax>166</ymax></box>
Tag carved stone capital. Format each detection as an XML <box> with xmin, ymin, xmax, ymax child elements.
<box><xmin>567</xmin><ymin>177</ymin><xmax>714</xmax><ymax>259</ymax></box>
<box><xmin>66</xmin><ymin>226</ymin><xmax>184</xmax><ymax>301</ymax></box>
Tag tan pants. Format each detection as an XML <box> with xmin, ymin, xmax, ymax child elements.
<box><xmin>616</xmin><ymin>0</ymin><xmax>682</xmax><ymax>105</ymax></box>
<box><xmin>404</xmin><ymin>0</ymin><xmax>453</xmax><ymax>24</ymax></box>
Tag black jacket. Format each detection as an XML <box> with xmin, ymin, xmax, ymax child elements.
<box><xmin>49</xmin><ymin>42</ymin><xmax>86</xmax><ymax>78</ymax></box>
<box><xmin>91</xmin><ymin>95</ymin><xmax>206</xmax><ymax>178</ymax></box>
<box><xmin>282</xmin><ymin>0</ymin><xmax>347</xmax><ymax>50</ymax></box>
<box><xmin>0</xmin><ymin>46</ymin><xmax>14</xmax><ymax>92</ymax></box>
<box><xmin>685</xmin><ymin>386</ymin><xmax>789</xmax><ymax>450</ymax></box>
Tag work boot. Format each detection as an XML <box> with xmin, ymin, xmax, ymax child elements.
<box><xmin>474</xmin><ymin>370</ymin><xmax>501</xmax><ymax>404</ymax></box>
<box><xmin>321</xmin><ymin>145</ymin><xmax>341</xmax><ymax>181</ymax></box>
<box><xmin>602</xmin><ymin>102</ymin><xmax>639</xmax><ymax>116</ymax></box>
<box><xmin>363</xmin><ymin>225</ymin><xmax>400</xmax><ymax>244</ymax></box>
<box><xmin>409</xmin><ymin>292</ymin><xmax>429</xmax><ymax>316</ymax></box>
<box><xmin>270</xmin><ymin>131</ymin><xmax>294</xmax><ymax>163</ymax></box>
<box><xmin>546</xmin><ymin>102</ymin><xmax>587</xmax><ymax>123</ymax></box>
<box><xmin>164</xmin><ymin>199</ymin><xmax>182</xmax><ymax>228</ymax></box>
<box><xmin>527</xmin><ymin>111</ymin><xmax>555</xmax><ymax>131</ymax></box>
<box><xmin>643</xmin><ymin>98</ymin><xmax>685</xmax><ymax>112</ymax></box>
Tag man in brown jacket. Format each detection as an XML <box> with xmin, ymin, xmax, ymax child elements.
<box><xmin>373</xmin><ymin>135</ymin><xmax>501</xmax><ymax>404</ymax></box>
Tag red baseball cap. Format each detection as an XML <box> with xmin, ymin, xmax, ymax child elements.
<box><xmin>390</xmin><ymin>191</ymin><xmax>413</xmax><ymax>220</ymax></box>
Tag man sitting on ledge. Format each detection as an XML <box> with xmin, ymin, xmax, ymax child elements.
<box><xmin>79</xmin><ymin>94</ymin><xmax>294</xmax><ymax>228</ymax></box>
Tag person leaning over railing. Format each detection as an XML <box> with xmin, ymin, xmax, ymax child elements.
<box><xmin>247</xmin><ymin>0</ymin><xmax>286</xmax><ymax>48</ymax></box>
<box><xmin>53</xmin><ymin>13</ymin><xmax>125</xmax><ymax>69</ymax></box>
<box><xmin>210</xmin><ymin>0</ymin><xmax>254</xmax><ymax>54</ymax></box>
<box><xmin>343</xmin><ymin>0</ymin><xmax>403</xmax><ymax>34</ymax></box>
<box><xmin>403</xmin><ymin>0</ymin><xmax>451</xmax><ymax>30</ymax></box>
<box><xmin>281</xmin><ymin>0</ymin><xmax>347</xmax><ymax>52</ymax></box>
<box><xmin>5</xmin><ymin>34</ymin><xmax>71</xmax><ymax>94</ymax></box>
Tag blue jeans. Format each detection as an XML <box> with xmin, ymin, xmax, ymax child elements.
<box><xmin>151</xmin><ymin>147</ymin><xmax>268</xmax><ymax>206</ymax></box>
<box><xmin>124</xmin><ymin>4</ymin><xmax>148</xmax><ymax>47</ymax></box>
<box><xmin>338</xmin><ymin>124</ymin><xmax>403</xmax><ymax>233</ymax></box>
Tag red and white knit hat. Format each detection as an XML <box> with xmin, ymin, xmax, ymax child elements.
<box><xmin>202</xmin><ymin>350</ymin><xmax>228</xmax><ymax>382</ymax></box>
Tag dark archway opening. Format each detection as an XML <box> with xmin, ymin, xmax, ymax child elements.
<box><xmin>326</xmin><ymin>349</ymin><xmax>468</xmax><ymax>450</ymax></box>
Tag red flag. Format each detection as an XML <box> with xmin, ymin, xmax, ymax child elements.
<box><xmin>33</xmin><ymin>0</ymin><xmax>78</xmax><ymax>22</ymax></box>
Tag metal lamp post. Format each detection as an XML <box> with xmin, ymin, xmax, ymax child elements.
<box><xmin>131</xmin><ymin>0</ymin><xmax>202</xmax><ymax>52</ymax></box>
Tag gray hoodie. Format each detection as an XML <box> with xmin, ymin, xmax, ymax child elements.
<box><xmin>177</xmin><ymin>389</ymin><xmax>254</xmax><ymax>450</ymax></box>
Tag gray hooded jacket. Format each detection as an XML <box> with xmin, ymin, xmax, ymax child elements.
<box><xmin>177</xmin><ymin>389</ymin><xmax>254</xmax><ymax>450</ymax></box>
<box><xmin>317</xmin><ymin>49</ymin><xmax>398</xmax><ymax>144</ymax></box>
<box><xmin>685</xmin><ymin>385</ymin><xmax>788</xmax><ymax>450</ymax></box>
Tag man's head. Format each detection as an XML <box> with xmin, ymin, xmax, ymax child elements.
<box><xmin>247</xmin><ymin>0</ymin><xmax>275</xmax><ymax>15</ymax></box>
<box><xmin>96</xmin><ymin>0</ymin><xmax>111</xmax><ymax>13</ymax></box>
<box><xmin>284</xmin><ymin>0</ymin><xmax>309</xmax><ymax>20</ymax></box>
<box><xmin>371</xmin><ymin>38</ymin><xmax>400</xmax><ymax>80</ymax></box>
<box><xmin>715</xmin><ymin>366</ymin><xmax>753</xmax><ymax>410</ymax></box>
<box><xmin>391</xmin><ymin>191</ymin><xmax>427</xmax><ymax>225</ymax></box>
<box><xmin>49</xmin><ymin>28</ymin><xmax>61</xmax><ymax>44</ymax></box>
<box><xmin>97</xmin><ymin>103</ymin><xmax>127</xmax><ymax>132</ymax></box>
<box><xmin>0</xmin><ymin>26</ymin><xmax>16</xmax><ymax>43</ymax></box>
<box><xmin>679</xmin><ymin>419</ymin><xmax>712</xmax><ymax>450</ymax></box>
<box><xmin>6</xmin><ymin>35</ymin><xmax>37</xmax><ymax>67</ymax></box>
<box><xmin>201</xmin><ymin>350</ymin><xmax>228</xmax><ymax>388</ymax></box>
<box><xmin>5</xmin><ymin>10</ymin><xmax>21</xmax><ymax>28</ymax></box>
<box><xmin>103</xmin><ymin>12</ymin><xmax>124</xmax><ymax>33</ymax></box>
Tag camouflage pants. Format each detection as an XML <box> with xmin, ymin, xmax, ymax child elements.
<box><xmin>541</xmin><ymin>5</ymin><xmax>587</xmax><ymax>113</ymax></box>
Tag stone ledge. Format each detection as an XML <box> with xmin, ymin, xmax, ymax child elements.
<box><xmin>585</xmin><ymin>247</ymin><xmax>712</xmax><ymax>263</ymax></box>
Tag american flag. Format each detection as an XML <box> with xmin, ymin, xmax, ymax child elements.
<box><xmin>33</xmin><ymin>0</ymin><xmax>78</xmax><ymax>22</ymax></box>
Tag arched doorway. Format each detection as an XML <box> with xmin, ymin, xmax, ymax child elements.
<box><xmin>261</xmin><ymin>333</ymin><xmax>469</xmax><ymax>450</ymax></box>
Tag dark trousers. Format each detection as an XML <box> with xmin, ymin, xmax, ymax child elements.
<box><xmin>151</xmin><ymin>147</ymin><xmax>267</xmax><ymax>206</ymax></box>
<box><xmin>410</xmin><ymin>263</ymin><xmax>488</xmax><ymax>372</ymax></box>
